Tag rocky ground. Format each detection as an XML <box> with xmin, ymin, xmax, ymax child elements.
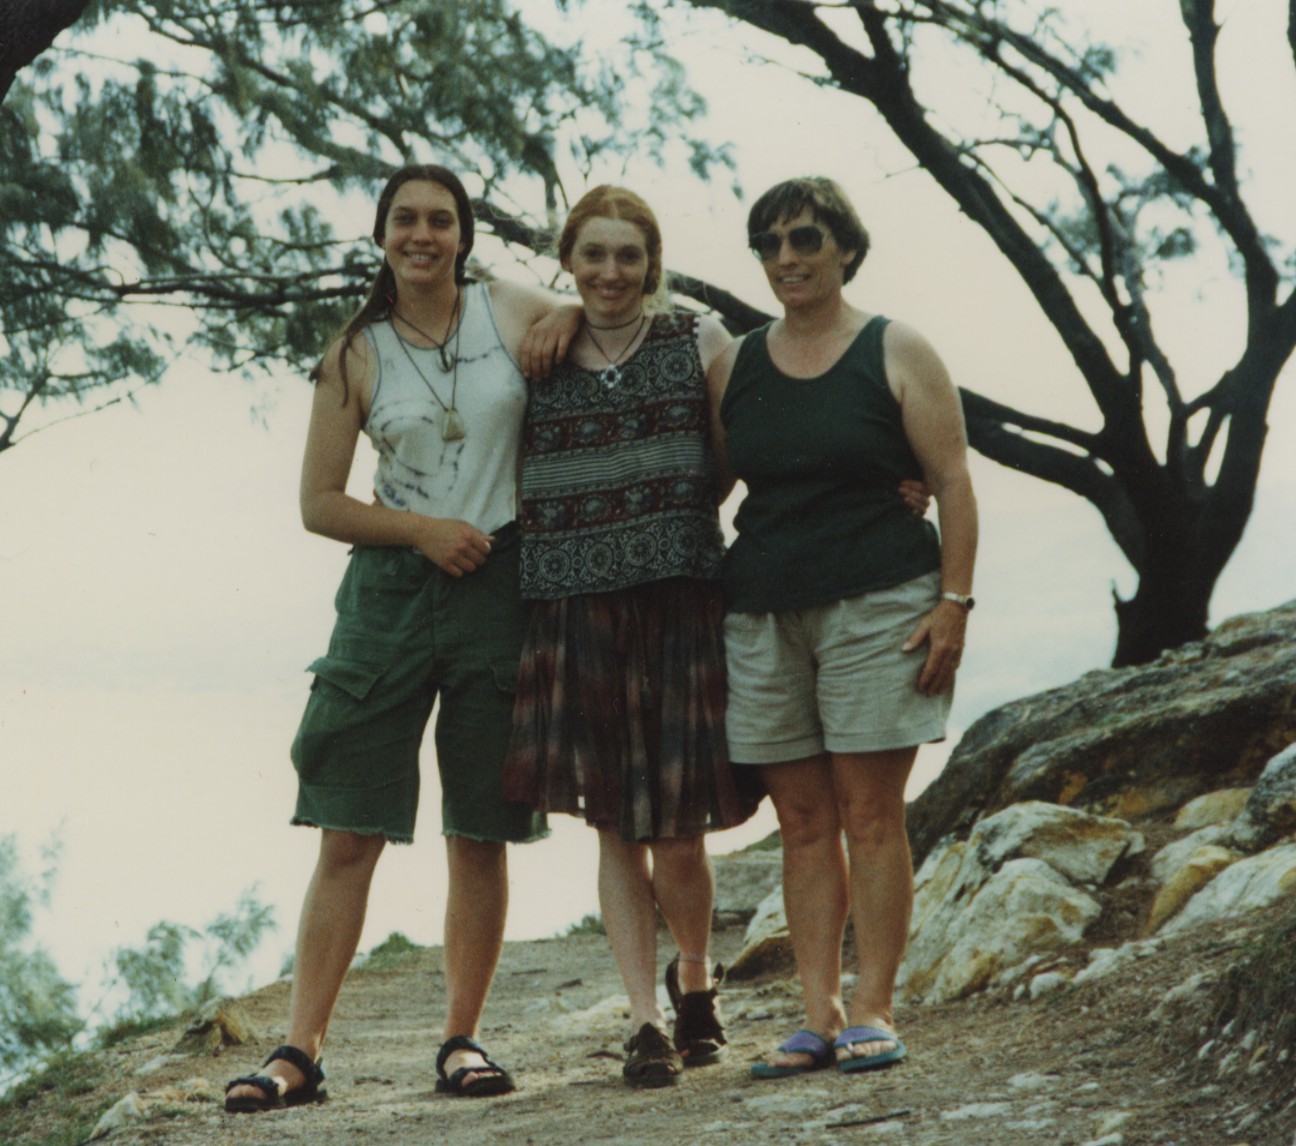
<box><xmin>10</xmin><ymin>604</ymin><xmax>1296</xmax><ymax>1146</ymax></box>
<box><xmin>7</xmin><ymin>896</ymin><xmax>1294</xmax><ymax>1146</ymax></box>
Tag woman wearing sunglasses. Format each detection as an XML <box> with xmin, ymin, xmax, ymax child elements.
<box><xmin>709</xmin><ymin>176</ymin><xmax>978</xmax><ymax>1079</ymax></box>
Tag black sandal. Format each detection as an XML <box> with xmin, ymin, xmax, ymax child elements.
<box><xmin>435</xmin><ymin>1035</ymin><xmax>516</xmax><ymax>1098</ymax></box>
<box><xmin>623</xmin><ymin>1022</ymin><xmax>683</xmax><ymax>1088</ymax></box>
<box><xmin>666</xmin><ymin>955</ymin><xmax>727</xmax><ymax>1065</ymax></box>
<box><xmin>224</xmin><ymin>1044</ymin><xmax>326</xmax><ymax>1114</ymax></box>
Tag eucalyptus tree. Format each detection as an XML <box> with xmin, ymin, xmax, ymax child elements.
<box><xmin>0</xmin><ymin>0</ymin><xmax>727</xmax><ymax>453</ymax></box>
<box><xmin>668</xmin><ymin>0</ymin><xmax>1296</xmax><ymax>666</ymax></box>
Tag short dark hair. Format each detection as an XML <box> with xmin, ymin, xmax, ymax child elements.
<box><xmin>747</xmin><ymin>176</ymin><xmax>870</xmax><ymax>284</ymax></box>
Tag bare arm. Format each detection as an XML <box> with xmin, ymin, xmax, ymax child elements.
<box><xmin>299</xmin><ymin>335</ymin><xmax>494</xmax><ymax>577</ymax></box>
<box><xmin>489</xmin><ymin>279</ymin><xmax>580</xmax><ymax>380</ymax></box>
<box><xmin>885</xmin><ymin>322</ymin><xmax>979</xmax><ymax>696</ymax></box>
<box><xmin>705</xmin><ymin>332</ymin><xmax>742</xmax><ymax>505</ymax></box>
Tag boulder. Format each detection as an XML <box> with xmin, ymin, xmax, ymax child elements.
<box><xmin>900</xmin><ymin>854</ymin><xmax>1101</xmax><ymax>1003</ymax></box>
<box><xmin>728</xmin><ymin>885</ymin><xmax>793</xmax><ymax>978</ymax></box>
<box><xmin>1145</xmin><ymin>845</ymin><xmax>1240</xmax><ymax>934</ymax></box>
<box><xmin>1150</xmin><ymin>824</ymin><xmax>1231</xmax><ymax>883</ymax></box>
<box><xmin>171</xmin><ymin>996</ymin><xmax>256</xmax><ymax>1055</ymax></box>
<box><xmin>712</xmin><ymin>848</ymin><xmax>782</xmax><ymax>923</ymax></box>
<box><xmin>1161</xmin><ymin>843</ymin><xmax>1296</xmax><ymax>935</ymax></box>
<box><xmin>907</xmin><ymin>601</ymin><xmax>1296</xmax><ymax>868</ymax></box>
<box><xmin>1230</xmin><ymin>744</ymin><xmax>1296</xmax><ymax>852</ymax></box>
<box><xmin>969</xmin><ymin>801</ymin><xmax>1143</xmax><ymax>885</ymax></box>
<box><xmin>1175</xmin><ymin>788</ymin><xmax>1252</xmax><ymax>830</ymax></box>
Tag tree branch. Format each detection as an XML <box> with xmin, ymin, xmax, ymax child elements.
<box><xmin>960</xmin><ymin>387</ymin><xmax>1145</xmax><ymax>569</ymax></box>
<box><xmin>0</xmin><ymin>0</ymin><xmax>94</xmax><ymax>104</ymax></box>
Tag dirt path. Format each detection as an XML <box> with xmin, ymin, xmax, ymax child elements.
<box><xmin>20</xmin><ymin>907</ymin><xmax>1292</xmax><ymax>1146</ymax></box>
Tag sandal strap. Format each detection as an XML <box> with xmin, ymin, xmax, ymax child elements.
<box><xmin>224</xmin><ymin>1072</ymin><xmax>279</xmax><ymax>1098</ymax></box>
<box><xmin>779</xmin><ymin>1029</ymin><xmax>833</xmax><ymax>1058</ymax></box>
<box><xmin>262</xmin><ymin>1043</ymin><xmax>324</xmax><ymax>1085</ymax></box>
<box><xmin>665</xmin><ymin>956</ymin><xmax>725</xmax><ymax>1011</ymax></box>
<box><xmin>437</xmin><ymin>1035</ymin><xmax>502</xmax><ymax>1080</ymax></box>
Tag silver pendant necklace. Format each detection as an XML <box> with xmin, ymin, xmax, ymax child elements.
<box><xmin>392</xmin><ymin>290</ymin><xmax>465</xmax><ymax>441</ymax></box>
<box><xmin>584</xmin><ymin>313</ymin><xmax>647</xmax><ymax>388</ymax></box>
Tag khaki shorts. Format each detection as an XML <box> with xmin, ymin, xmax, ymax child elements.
<box><xmin>723</xmin><ymin>571</ymin><xmax>951</xmax><ymax>764</ymax></box>
<box><xmin>290</xmin><ymin>526</ymin><xmax>548</xmax><ymax>844</ymax></box>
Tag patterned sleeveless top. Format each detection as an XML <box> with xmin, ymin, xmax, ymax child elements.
<box><xmin>519</xmin><ymin>313</ymin><xmax>726</xmax><ymax>600</ymax></box>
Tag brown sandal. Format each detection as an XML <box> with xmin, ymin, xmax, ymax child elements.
<box><xmin>666</xmin><ymin>956</ymin><xmax>727</xmax><ymax>1065</ymax></box>
<box><xmin>623</xmin><ymin>1023</ymin><xmax>682</xmax><ymax>1088</ymax></box>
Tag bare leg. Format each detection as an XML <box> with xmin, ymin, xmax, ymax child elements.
<box><xmin>650</xmin><ymin>835</ymin><xmax>715</xmax><ymax>995</ymax></box>
<box><xmin>597</xmin><ymin>831</ymin><xmax>665</xmax><ymax>1030</ymax></box>
<box><xmin>759</xmin><ymin>755</ymin><xmax>849</xmax><ymax>1069</ymax></box>
<box><xmin>441</xmin><ymin>835</ymin><xmax>508</xmax><ymax>1083</ymax></box>
<box><xmin>831</xmin><ymin>747</ymin><xmax>917</xmax><ymax>1062</ymax></box>
<box><xmin>226</xmin><ymin>829</ymin><xmax>385</xmax><ymax>1101</ymax></box>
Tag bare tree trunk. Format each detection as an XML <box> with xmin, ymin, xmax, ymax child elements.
<box><xmin>0</xmin><ymin>0</ymin><xmax>93</xmax><ymax>105</ymax></box>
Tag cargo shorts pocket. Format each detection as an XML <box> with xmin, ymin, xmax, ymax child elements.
<box><xmin>306</xmin><ymin>654</ymin><xmax>385</xmax><ymax>702</ymax></box>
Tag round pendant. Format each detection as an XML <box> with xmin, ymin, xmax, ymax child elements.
<box><xmin>601</xmin><ymin>365</ymin><xmax>622</xmax><ymax>388</ymax></box>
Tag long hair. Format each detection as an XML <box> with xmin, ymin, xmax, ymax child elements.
<box><xmin>312</xmin><ymin>164</ymin><xmax>476</xmax><ymax>400</ymax></box>
<box><xmin>558</xmin><ymin>185</ymin><xmax>670</xmax><ymax>312</ymax></box>
<box><xmin>747</xmin><ymin>176</ymin><xmax>870</xmax><ymax>284</ymax></box>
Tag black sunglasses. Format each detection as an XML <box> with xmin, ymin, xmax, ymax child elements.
<box><xmin>749</xmin><ymin>225</ymin><xmax>827</xmax><ymax>261</ymax></box>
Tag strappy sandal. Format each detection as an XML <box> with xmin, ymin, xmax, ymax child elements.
<box><xmin>224</xmin><ymin>1044</ymin><xmax>326</xmax><ymax>1113</ymax></box>
<box><xmin>623</xmin><ymin>1022</ymin><xmax>683</xmax><ymax>1088</ymax></box>
<box><xmin>435</xmin><ymin>1035</ymin><xmax>516</xmax><ymax>1098</ymax></box>
<box><xmin>665</xmin><ymin>955</ymin><xmax>727</xmax><ymax>1066</ymax></box>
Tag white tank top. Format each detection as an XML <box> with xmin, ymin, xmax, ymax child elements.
<box><xmin>365</xmin><ymin>282</ymin><xmax>526</xmax><ymax>533</ymax></box>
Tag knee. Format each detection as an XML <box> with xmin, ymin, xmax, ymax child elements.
<box><xmin>446</xmin><ymin>835</ymin><xmax>506</xmax><ymax>874</ymax></box>
<box><xmin>318</xmin><ymin>829</ymin><xmax>385</xmax><ymax>874</ymax></box>
<box><xmin>773</xmin><ymin>795</ymin><xmax>841</xmax><ymax>850</ymax></box>
<box><xmin>649</xmin><ymin>836</ymin><xmax>708</xmax><ymax>881</ymax></box>
<box><xmin>838</xmin><ymin>797</ymin><xmax>905</xmax><ymax>853</ymax></box>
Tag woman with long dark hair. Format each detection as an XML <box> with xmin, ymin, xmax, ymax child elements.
<box><xmin>225</xmin><ymin>165</ymin><xmax>571</xmax><ymax>1111</ymax></box>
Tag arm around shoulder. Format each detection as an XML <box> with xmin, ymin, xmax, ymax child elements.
<box><xmin>705</xmin><ymin>334</ymin><xmax>745</xmax><ymax>504</ymax></box>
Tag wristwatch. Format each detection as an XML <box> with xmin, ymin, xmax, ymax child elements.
<box><xmin>941</xmin><ymin>591</ymin><xmax>975</xmax><ymax>610</ymax></box>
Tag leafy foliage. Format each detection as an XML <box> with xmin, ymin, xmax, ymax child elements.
<box><xmin>0</xmin><ymin>0</ymin><xmax>730</xmax><ymax>451</ymax></box>
<box><xmin>100</xmin><ymin>887</ymin><xmax>276</xmax><ymax>1026</ymax></box>
<box><xmin>0</xmin><ymin>834</ymin><xmax>275</xmax><ymax>1097</ymax></box>
<box><xmin>0</xmin><ymin>837</ymin><xmax>82</xmax><ymax>1076</ymax></box>
<box><xmin>363</xmin><ymin>930</ymin><xmax>423</xmax><ymax>971</ymax></box>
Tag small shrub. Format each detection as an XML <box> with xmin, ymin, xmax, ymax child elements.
<box><xmin>563</xmin><ymin>914</ymin><xmax>606</xmax><ymax>937</ymax></box>
<box><xmin>364</xmin><ymin>932</ymin><xmax>423</xmax><ymax>971</ymax></box>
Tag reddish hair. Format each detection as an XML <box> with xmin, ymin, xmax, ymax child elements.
<box><xmin>558</xmin><ymin>185</ymin><xmax>664</xmax><ymax>296</ymax></box>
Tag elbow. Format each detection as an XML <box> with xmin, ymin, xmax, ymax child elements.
<box><xmin>300</xmin><ymin>494</ymin><xmax>328</xmax><ymax>536</ymax></box>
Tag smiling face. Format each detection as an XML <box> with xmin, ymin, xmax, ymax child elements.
<box><xmin>758</xmin><ymin>206</ymin><xmax>856</xmax><ymax>311</ymax></box>
<box><xmin>564</xmin><ymin>215</ymin><xmax>651</xmax><ymax>325</ymax></box>
<box><xmin>377</xmin><ymin>180</ymin><xmax>465</xmax><ymax>293</ymax></box>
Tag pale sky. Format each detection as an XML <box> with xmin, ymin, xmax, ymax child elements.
<box><xmin>2</xmin><ymin>0</ymin><xmax>1293</xmax><ymax>1004</ymax></box>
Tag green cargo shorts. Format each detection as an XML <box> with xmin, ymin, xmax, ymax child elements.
<box><xmin>290</xmin><ymin>525</ymin><xmax>548</xmax><ymax>845</ymax></box>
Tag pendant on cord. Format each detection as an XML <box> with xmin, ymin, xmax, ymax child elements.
<box><xmin>600</xmin><ymin>366</ymin><xmax>622</xmax><ymax>389</ymax></box>
<box><xmin>441</xmin><ymin>408</ymin><xmax>466</xmax><ymax>441</ymax></box>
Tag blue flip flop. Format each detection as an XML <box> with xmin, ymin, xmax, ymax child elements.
<box><xmin>834</xmin><ymin>1025</ymin><xmax>907</xmax><ymax>1073</ymax></box>
<box><xmin>750</xmin><ymin>1029</ymin><xmax>834</xmax><ymax>1080</ymax></box>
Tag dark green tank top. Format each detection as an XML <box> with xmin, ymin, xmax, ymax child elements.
<box><xmin>720</xmin><ymin>316</ymin><xmax>940</xmax><ymax>613</ymax></box>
